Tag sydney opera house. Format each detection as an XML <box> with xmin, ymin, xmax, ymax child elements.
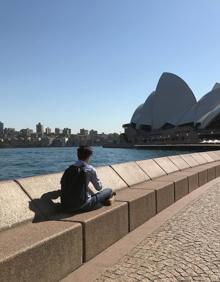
<box><xmin>123</xmin><ymin>72</ymin><xmax>220</xmax><ymax>144</ymax></box>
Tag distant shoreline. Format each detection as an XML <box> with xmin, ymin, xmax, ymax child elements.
<box><xmin>1</xmin><ymin>143</ymin><xmax>220</xmax><ymax>151</ymax></box>
<box><xmin>0</xmin><ymin>145</ymin><xmax>75</xmax><ymax>149</ymax></box>
<box><xmin>103</xmin><ymin>143</ymin><xmax>220</xmax><ymax>151</ymax></box>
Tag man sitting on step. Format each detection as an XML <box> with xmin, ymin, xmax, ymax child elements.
<box><xmin>61</xmin><ymin>146</ymin><xmax>115</xmax><ymax>213</ymax></box>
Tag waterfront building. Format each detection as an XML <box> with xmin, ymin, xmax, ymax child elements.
<box><xmin>68</xmin><ymin>134</ymin><xmax>80</xmax><ymax>146</ymax></box>
<box><xmin>4</xmin><ymin>128</ymin><xmax>16</xmax><ymax>138</ymax></box>
<box><xmin>51</xmin><ymin>137</ymin><xmax>68</xmax><ymax>147</ymax></box>
<box><xmin>36</xmin><ymin>122</ymin><xmax>44</xmax><ymax>137</ymax></box>
<box><xmin>63</xmin><ymin>128</ymin><xmax>71</xmax><ymax>136</ymax></box>
<box><xmin>0</xmin><ymin>121</ymin><xmax>4</xmax><ymax>137</ymax></box>
<box><xmin>55</xmin><ymin>128</ymin><xmax>62</xmax><ymax>135</ymax></box>
<box><xmin>80</xmin><ymin>128</ymin><xmax>89</xmax><ymax>135</ymax></box>
<box><xmin>89</xmin><ymin>129</ymin><xmax>98</xmax><ymax>136</ymax></box>
<box><xmin>45</xmin><ymin>127</ymin><xmax>52</xmax><ymax>135</ymax></box>
<box><xmin>20</xmin><ymin>128</ymin><xmax>33</xmax><ymax>138</ymax></box>
<box><xmin>123</xmin><ymin>72</ymin><xmax>220</xmax><ymax>144</ymax></box>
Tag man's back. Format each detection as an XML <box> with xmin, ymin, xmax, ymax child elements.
<box><xmin>74</xmin><ymin>160</ymin><xmax>103</xmax><ymax>199</ymax></box>
<box><xmin>60</xmin><ymin>165</ymin><xmax>87</xmax><ymax>211</ymax></box>
<box><xmin>61</xmin><ymin>145</ymin><xmax>113</xmax><ymax>213</ymax></box>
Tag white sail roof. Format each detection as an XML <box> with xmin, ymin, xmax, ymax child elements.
<box><xmin>178</xmin><ymin>87</ymin><xmax>220</xmax><ymax>127</ymax></box>
<box><xmin>131</xmin><ymin>72</ymin><xmax>196</xmax><ymax>129</ymax></box>
<box><xmin>212</xmin><ymin>83</ymin><xmax>220</xmax><ymax>91</ymax></box>
<box><xmin>129</xmin><ymin>74</ymin><xmax>220</xmax><ymax>130</ymax></box>
<box><xmin>130</xmin><ymin>104</ymin><xmax>144</xmax><ymax>123</ymax></box>
<box><xmin>151</xmin><ymin>73</ymin><xmax>196</xmax><ymax>129</ymax></box>
<box><xmin>196</xmin><ymin>104</ymin><xmax>220</xmax><ymax>128</ymax></box>
<box><xmin>136</xmin><ymin>91</ymin><xmax>155</xmax><ymax>127</ymax></box>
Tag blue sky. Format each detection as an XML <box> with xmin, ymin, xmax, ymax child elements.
<box><xmin>1</xmin><ymin>0</ymin><xmax>220</xmax><ymax>133</ymax></box>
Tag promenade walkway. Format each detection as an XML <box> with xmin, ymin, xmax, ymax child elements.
<box><xmin>96</xmin><ymin>180</ymin><xmax>220</xmax><ymax>281</ymax></box>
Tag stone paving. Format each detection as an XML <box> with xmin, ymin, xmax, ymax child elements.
<box><xmin>96</xmin><ymin>182</ymin><xmax>220</xmax><ymax>282</ymax></box>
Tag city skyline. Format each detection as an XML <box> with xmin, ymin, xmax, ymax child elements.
<box><xmin>0</xmin><ymin>120</ymin><xmax>121</xmax><ymax>148</ymax></box>
<box><xmin>1</xmin><ymin>1</ymin><xmax>220</xmax><ymax>132</ymax></box>
<box><xmin>0</xmin><ymin>121</ymin><xmax>119</xmax><ymax>135</ymax></box>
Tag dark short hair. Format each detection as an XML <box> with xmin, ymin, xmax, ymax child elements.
<box><xmin>77</xmin><ymin>146</ymin><xmax>93</xmax><ymax>160</ymax></box>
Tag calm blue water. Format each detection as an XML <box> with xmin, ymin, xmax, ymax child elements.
<box><xmin>0</xmin><ymin>147</ymin><xmax>192</xmax><ymax>181</ymax></box>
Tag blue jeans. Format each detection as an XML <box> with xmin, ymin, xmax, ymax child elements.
<box><xmin>78</xmin><ymin>188</ymin><xmax>113</xmax><ymax>212</ymax></box>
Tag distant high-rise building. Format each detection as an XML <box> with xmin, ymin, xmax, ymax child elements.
<box><xmin>45</xmin><ymin>127</ymin><xmax>52</xmax><ymax>135</ymax></box>
<box><xmin>80</xmin><ymin>128</ymin><xmax>88</xmax><ymax>135</ymax></box>
<box><xmin>36</xmin><ymin>122</ymin><xmax>44</xmax><ymax>136</ymax></box>
<box><xmin>63</xmin><ymin>128</ymin><xmax>71</xmax><ymax>136</ymax></box>
<box><xmin>89</xmin><ymin>129</ymin><xmax>98</xmax><ymax>136</ymax></box>
<box><xmin>0</xmin><ymin>121</ymin><xmax>4</xmax><ymax>137</ymax></box>
<box><xmin>55</xmin><ymin>128</ymin><xmax>62</xmax><ymax>135</ymax></box>
<box><xmin>4</xmin><ymin>128</ymin><xmax>16</xmax><ymax>138</ymax></box>
<box><xmin>20</xmin><ymin>128</ymin><xmax>33</xmax><ymax>137</ymax></box>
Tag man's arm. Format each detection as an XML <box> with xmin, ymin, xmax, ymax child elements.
<box><xmin>90</xmin><ymin>167</ymin><xmax>103</xmax><ymax>191</ymax></box>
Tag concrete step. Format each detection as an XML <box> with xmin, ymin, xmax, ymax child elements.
<box><xmin>130</xmin><ymin>180</ymin><xmax>174</xmax><ymax>213</ymax></box>
<box><xmin>111</xmin><ymin>161</ymin><xmax>150</xmax><ymax>186</ymax></box>
<box><xmin>115</xmin><ymin>188</ymin><xmax>156</xmax><ymax>231</ymax></box>
<box><xmin>0</xmin><ymin>220</ymin><xmax>82</xmax><ymax>282</ymax></box>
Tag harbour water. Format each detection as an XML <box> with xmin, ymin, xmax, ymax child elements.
<box><xmin>0</xmin><ymin>147</ymin><xmax>192</xmax><ymax>181</ymax></box>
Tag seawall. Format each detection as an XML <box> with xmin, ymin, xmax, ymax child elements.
<box><xmin>1</xmin><ymin>150</ymin><xmax>220</xmax><ymax>281</ymax></box>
